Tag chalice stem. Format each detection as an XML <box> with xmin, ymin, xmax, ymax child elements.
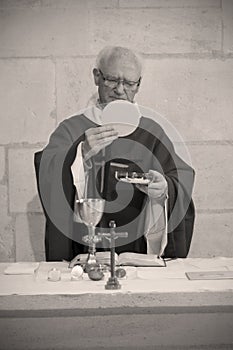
<box><xmin>88</xmin><ymin>224</ymin><xmax>95</xmax><ymax>238</ymax></box>
<box><xmin>87</xmin><ymin>225</ymin><xmax>95</xmax><ymax>252</ymax></box>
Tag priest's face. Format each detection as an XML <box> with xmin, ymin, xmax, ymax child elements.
<box><xmin>93</xmin><ymin>57</ymin><xmax>141</xmax><ymax>105</ymax></box>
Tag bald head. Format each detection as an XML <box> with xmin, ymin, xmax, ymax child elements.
<box><xmin>96</xmin><ymin>46</ymin><xmax>143</xmax><ymax>77</ymax></box>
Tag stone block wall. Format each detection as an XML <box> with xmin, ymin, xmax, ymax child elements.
<box><xmin>0</xmin><ymin>0</ymin><xmax>232</xmax><ymax>261</ymax></box>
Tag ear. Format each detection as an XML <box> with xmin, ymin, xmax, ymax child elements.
<box><xmin>93</xmin><ymin>68</ymin><xmax>100</xmax><ymax>86</ymax></box>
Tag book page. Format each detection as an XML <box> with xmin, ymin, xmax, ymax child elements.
<box><xmin>118</xmin><ymin>252</ymin><xmax>165</xmax><ymax>267</ymax></box>
<box><xmin>96</xmin><ymin>251</ymin><xmax>118</xmax><ymax>265</ymax></box>
<box><xmin>69</xmin><ymin>251</ymin><xmax>118</xmax><ymax>267</ymax></box>
<box><xmin>70</xmin><ymin>252</ymin><xmax>165</xmax><ymax>267</ymax></box>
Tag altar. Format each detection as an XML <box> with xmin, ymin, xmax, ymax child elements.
<box><xmin>0</xmin><ymin>258</ymin><xmax>233</xmax><ymax>349</ymax></box>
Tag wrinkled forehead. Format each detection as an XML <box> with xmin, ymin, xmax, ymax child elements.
<box><xmin>101</xmin><ymin>55</ymin><xmax>141</xmax><ymax>80</ymax></box>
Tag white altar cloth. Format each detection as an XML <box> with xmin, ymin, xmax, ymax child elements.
<box><xmin>0</xmin><ymin>258</ymin><xmax>233</xmax><ymax>296</ymax></box>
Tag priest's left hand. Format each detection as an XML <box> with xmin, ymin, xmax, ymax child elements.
<box><xmin>136</xmin><ymin>170</ymin><xmax>168</xmax><ymax>199</ymax></box>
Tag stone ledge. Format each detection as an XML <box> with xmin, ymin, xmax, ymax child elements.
<box><xmin>0</xmin><ymin>291</ymin><xmax>233</xmax><ymax>311</ymax></box>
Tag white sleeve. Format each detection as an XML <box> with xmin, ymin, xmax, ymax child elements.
<box><xmin>144</xmin><ymin>194</ymin><xmax>168</xmax><ymax>257</ymax></box>
<box><xmin>70</xmin><ymin>142</ymin><xmax>86</xmax><ymax>199</ymax></box>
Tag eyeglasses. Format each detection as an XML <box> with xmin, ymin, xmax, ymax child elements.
<box><xmin>98</xmin><ymin>69</ymin><xmax>141</xmax><ymax>91</ymax></box>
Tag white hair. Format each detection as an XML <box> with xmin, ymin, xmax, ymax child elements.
<box><xmin>96</xmin><ymin>46</ymin><xmax>144</xmax><ymax>76</ymax></box>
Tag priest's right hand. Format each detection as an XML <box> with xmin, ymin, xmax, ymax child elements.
<box><xmin>82</xmin><ymin>125</ymin><xmax>118</xmax><ymax>160</ymax></box>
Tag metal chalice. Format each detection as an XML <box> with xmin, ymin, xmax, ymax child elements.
<box><xmin>75</xmin><ymin>198</ymin><xmax>105</xmax><ymax>272</ymax></box>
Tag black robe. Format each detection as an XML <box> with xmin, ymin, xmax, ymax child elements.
<box><xmin>35</xmin><ymin>114</ymin><xmax>195</xmax><ymax>261</ymax></box>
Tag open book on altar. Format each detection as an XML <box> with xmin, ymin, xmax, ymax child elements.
<box><xmin>69</xmin><ymin>252</ymin><xmax>166</xmax><ymax>268</ymax></box>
